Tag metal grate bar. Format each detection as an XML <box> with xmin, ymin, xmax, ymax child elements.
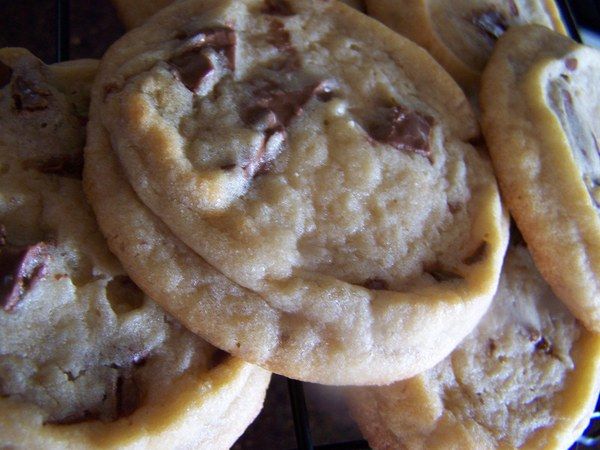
<box><xmin>288</xmin><ymin>379</ymin><xmax>314</xmax><ymax>450</ymax></box>
<box><xmin>56</xmin><ymin>0</ymin><xmax>70</xmax><ymax>62</ymax></box>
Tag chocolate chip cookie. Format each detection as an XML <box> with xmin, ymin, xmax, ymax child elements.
<box><xmin>0</xmin><ymin>48</ymin><xmax>270</xmax><ymax>448</ymax></box>
<box><xmin>365</xmin><ymin>0</ymin><xmax>566</xmax><ymax>90</ymax></box>
<box><xmin>112</xmin><ymin>0</ymin><xmax>366</xmax><ymax>29</ymax></box>
<box><xmin>86</xmin><ymin>0</ymin><xmax>509</xmax><ymax>384</ymax></box>
<box><xmin>347</xmin><ymin>244</ymin><xmax>600</xmax><ymax>449</ymax></box>
<box><xmin>481</xmin><ymin>25</ymin><xmax>600</xmax><ymax>332</ymax></box>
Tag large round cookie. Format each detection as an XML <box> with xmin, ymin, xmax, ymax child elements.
<box><xmin>0</xmin><ymin>48</ymin><xmax>270</xmax><ymax>449</ymax></box>
<box><xmin>86</xmin><ymin>0</ymin><xmax>508</xmax><ymax>384</ymax></box>
<box><xmin>481</xmin><ymin>25</ymin><xmax>600</xmax><ymax>332</ymax></box>
<box><xmin>347</xmin><ymin>245</ymin><xmax>600</xmax><ymax>449</ymax></box>
<box><xmin>365</xmin><ymin>0</ymin><xmax>565</xmax><ymax>90</ymax></box>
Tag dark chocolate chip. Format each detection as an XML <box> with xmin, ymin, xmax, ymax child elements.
<box><xmin>241</xmin><ymin>79</ymin><xmax>334</xmax><ymax>177</ymax></box>
<box><xmin>262</xmin><ymin>0</ymin><xmax>295</xmax><ymax>16</ymax></box>
<box><xmin>22</xmin><ymin>152</ymin><xmax>84</xmax><ymax>179</ymax></box>
<box><xmin>0</xmin><ymin>242</ymin><xmax>49</xmax><ymax>311</ymax></box>
<box><xmin>463</xmin><ymin>241</ymin><xmax>487</xmax><ymax>265</ymax></box>
<box><xmin>470</xmin><ymin>8</ymin><xmax>509</xmax><ymax>43</ymax></box>
<box><xmin>170</xmin><ymin>50</ymin><xmax>214</xmax><ymax>93</ymax></box>
<box><xmin>11</xmin><ymin>75</ymin><xmax>51</xmax><ymax>112</ymax></box>
<box><xmin>368</xmin><ymin>105</ymin><xmax>434</xmax><ymax>158</ymax></box>
<box><xmin>362</xmin><ymin>278</ymin><xmax>389</xmax><ymax>290</ymax></box>
<box><xmin>0</xmin><ymin>61</ymin><xmax>13</xmax><ymax>89</ymax></box>
<box><xmin>170</xmin><ymin>27</ymin><xmax>236</xmax><ymax>93</ymax></box>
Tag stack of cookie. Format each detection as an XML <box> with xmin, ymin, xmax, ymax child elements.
<box><xmin>1</xmin><ymin>0</ymin><xmax>599</xmax><ymax>448</ymax></box>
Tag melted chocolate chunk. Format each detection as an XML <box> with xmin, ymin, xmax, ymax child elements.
<box><xmin>470</xmin><ymin>8</ymin><xmax>509</xmax><ymax>43</ymax></box>
<box><xmin>262</xmin><ymin>0</ymin><xmax>295</xmax><ymax>16</ymax></box>
<box><xmin>23</xmin><ymin>152</ymin><xmax>84</xmax><ymax>179</ymax></box>
<box><xmin>11</xmin><ymin>75</ymin><xmax>51</xmax><ymax>112</ymax></box>
<box><xmin>241</xmin><ymin>79</ymin><xmax>335</xmax><ymax>177</ymax></box>
<box><xmin>368</xmin><ymin>105</ymin><xmax>434</xmax><ymax>158</ymax></box>
<box><xmin>0</xmin><ymin>241</ymin><xmax>49</xmax><ymax>311</ymax></box>
<box><xmin>463</xmin><ymin>241</ymin><xmax>487</xmax><ymax>265</ymax></box>
<box><xmin>362</xmin><ymin>278</ymin><xmax>389</xmax><ymax>290</ymax></box>
<box><xmin>170</xmin><ymin>27</ymin><xmax>236</xmax><ymax>93</ymax></box>
<box><xmin>0</xmin><ymin>61</ymin><xmax>13</xmax><ymax>89</ymax></box>
<box><xmin>170</xmin><ymin>50</ymin><xmax>214</xmax><ymax>93</ymax></box>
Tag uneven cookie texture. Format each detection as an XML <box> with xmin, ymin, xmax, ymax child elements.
<box><xmin>86</xmin><ymin>0</ymin><xmax>508</xmax><ymax>384</ymax></box>
<box><xmin>0</xmin><ymin>48</ymin><xmax>269</xmax><ymax>449</ymax></box>
<box><xmin>347</xmin><ymin>245</ymin><xmax>600</xmax><ymax>449</ymax></box>
<box><xmin>481</xmin><ymin>25</ymin><xmax>600</xmax><ymax>332</ymax></box>
<box><xmin>111</xmin><ymin>0</ymin><xmax>366</xmax><ymax>29</ymax></box>
<box><xmin>365</xmin><ymin>0</ymin><xmax>565</xmax><ymax>89</ymax></box>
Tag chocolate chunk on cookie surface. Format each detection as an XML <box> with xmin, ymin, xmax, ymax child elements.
<box><xmin>86</xmin><ymin>0</ymin><xmax>508</xmax><ymax>384</ymax></box>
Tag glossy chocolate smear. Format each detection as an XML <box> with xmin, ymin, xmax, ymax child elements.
<box><xmin>368</xmin><ymin>105</ymin><xmax>434</xmax><ymax>158</ymax></box>
<box><xmin>0</xmin><ymin>241</ymin><xmax>49</xmax><ymax>311</ymax></box>
<box><xmin>170</xmin><ymin>27</ymin><xmax>236</xmax><ymax>93</ymax></box>
<box><xmin>470</xmin><ymin>8</ymin><xmax>509</xmax><ymax>43</ymax></box>
<box><xmin>23</xmin><ymin>152</ymin><xmax>84</xmax><ymax>179</ymax></box>
<box><xmin>241</xmin><ymin>79</ymin><xmax>335</xmax><ymax>177</ymax></box>
<box><xmin>0</xmin><ymin>61</ymin><xmax>12</xmax><ymax>89</ymax></box>
<box><xmin>169</xmin><ymin>51</ymin><xmax>214</xmax><ymax>93</ymax></box>
<box><xmin>11</xmin><ymin>75</ymin><xmax>51</xmax><ymax>112</ymax></box>
<box><xmin>262</xmin><ymin>0</ymin><xmax>295</xmax><ymax>16</ymax></box>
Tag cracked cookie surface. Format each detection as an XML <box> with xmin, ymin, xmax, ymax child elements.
<box><xmin>86</xmin><ymin>0</ymin><xmax>508</xmax><ymax>384</ymax></box>
<box><xmin>0</xmin><ymin>48</ymin><xmax>269</xmax><ymax>449</ymax></box>
<box><xmin>481</xmin><ymin>25</ymin><xmax>600</xmax><ymax>332</ymax></box>
<box><xmin>365</xmin><ymin>0</ymin><xmax>565</xmax><ymax>90</ymax></box>
<box><xmin>346</xmin><ymin>245</ymin><xmax>600</xmax><ymax>449</ymax></box>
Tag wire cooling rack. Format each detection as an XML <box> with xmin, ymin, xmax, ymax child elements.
<box><xmin>23</xmin><ymin>0</ymin><xmax>600</xmax><ymax>448</ymax></box>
